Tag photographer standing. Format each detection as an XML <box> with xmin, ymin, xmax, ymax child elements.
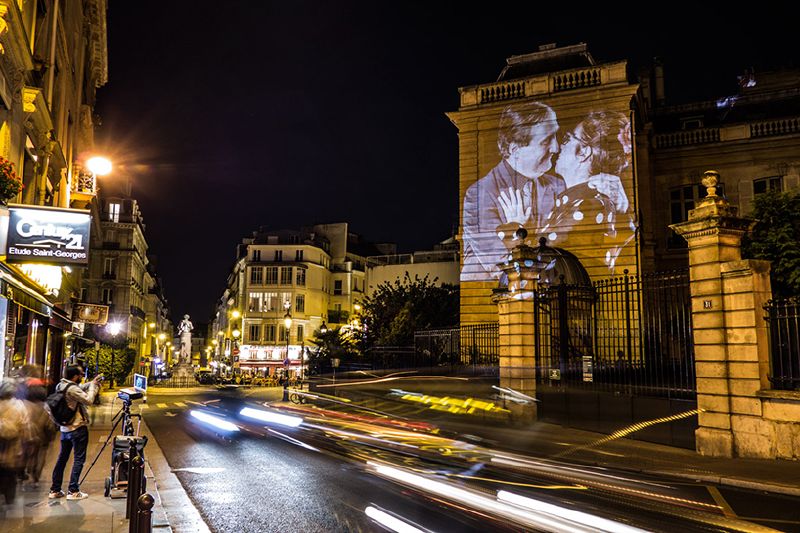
<box><xmin>47</xmin><ymin>365</ymin><xmax>102</xmax><ymax>500</ymax></box>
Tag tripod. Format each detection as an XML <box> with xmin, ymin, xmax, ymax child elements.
<box><xmin>80</xmin><ymin>398</ymin><xmax>142</xmax><ymax>486</ymax></box>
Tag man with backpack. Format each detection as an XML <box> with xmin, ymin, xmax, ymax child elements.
<box><xmin>46</xmin><ymin>365</ymin><xmax>103</xmax><ymax>500</ymax></box>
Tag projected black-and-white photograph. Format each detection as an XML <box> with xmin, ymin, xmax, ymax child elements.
<box><xmin>461</xmin><ymin>101</ymin><xmax>636</xmax><ymax>283</ymax></box>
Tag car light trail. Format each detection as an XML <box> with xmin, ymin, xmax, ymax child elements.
<box><xmin>364</xmin><ymin>506</ymin><xmax>426</xmax><ymax>533</ymax></box>
<box><xmin>189</xmin><ymin>410</ymin><xmax>239</xmax><ymax>432</ymax></box>
<box><xmin>240</xmin><ymin>407</ymin><xmax>303</xmax><ymax>428</ymax></box>
<box><xmin>497</xmin><ymin>490</ymin><xmax>647</xmax><ymax>532</ymax></box>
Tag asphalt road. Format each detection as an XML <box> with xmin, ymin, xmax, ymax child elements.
<box><xmin>140</xmin><ymin>388</ymin><xmax>800</xmax><ymax>533</ymax></box>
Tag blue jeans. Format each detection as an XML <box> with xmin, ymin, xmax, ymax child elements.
<box><xmin>50</xmin><ymin>426</ymin><xmax>89</xmax><ymax>493</ymax></box>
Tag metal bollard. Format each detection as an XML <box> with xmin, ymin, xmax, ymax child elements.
<box><xmin>125</xmin><ymin>440</ymin><xmax>137</xmax><ymax>518</ymax></box>
<box><xmin>127</xmin><ymin>453</ymin><xmax>144</xmax><ymax>526</ymax></box>
<box><xmin>136</xmin><ymin>493</ymin><xmax>155</xmax><ymax>533</ymax></box>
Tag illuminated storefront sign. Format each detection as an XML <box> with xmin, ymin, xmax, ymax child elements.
<box><xmin>18</xmin><ymin>264</ymin><xmax>63</xmax><ymax>296</ymax></box>
<box><xmin>5</xmin><ymin>206</ymin><xmax>91</xmax><ymax>265</ymax></box>
<box><xmin>72</xmin><ymin>302</ymin><xmax>109</xmax><ymax>325</ymax></box>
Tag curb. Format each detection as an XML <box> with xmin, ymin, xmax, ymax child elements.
<box><xmin>138</xmin><ymin>417</ymin><xmax>211</xmax><ymax>532</ymax></box>
<box><xmin>648</xmin><ymin>470</ymin><xmax>800</xmax><ymax>497</ymax></box>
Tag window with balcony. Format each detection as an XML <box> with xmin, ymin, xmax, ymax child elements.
<box><xmin>280</xmin><ymin>267</ymin><xmax>292</xmax><ymax>285</ymax></box>
<box><xmin>250</xmin><ymin>267</ymin><xmax>263</xmax><ymax>285</ymax></box>
<box><xmin>295</xmin><ymin>249</ymin><xmax>304</xmax><ymax>261</ymax></box>
<box><xmin>103</xmin><ymin>258</ymin><xmax>116</xmax><ymax>279</ymax></box>
<box><xmin>334</xmin><ymin>280</ymin><xmax>343</xmax><ymax>295</ymax></box>
<box><xmin>754</xmin><ymin>176</ymin><xmax>782</xmax><ymax>195</ymax></box>
<box><xmin>296</xmin><ymin>268</ymin><xmax>306</xmax><ymax>286</ymax></box>
<box><xmin>274</xmin><ymin>250</ymin><xmax>283</xmax><ymax>261</ymax></box>
<box><xmin>265</xmin><ymin>292</ymin><xmax>279</xmax><ymax>311</ymax></box>
<box><xmin>264</xmin><ymin>324</ymin><xmax>276</xmax><ymax>342</ymax></box>
<box><xmin>108</xmin><ymin>202</ymin><xmax>121</xmax><ymax>223</ymax></box>
<box><xmin>265</xmin><ymin>267</ymin><xmax>278</xmax><ymax>284</ymax></box>
<box><xmin>248</xmin><ymin>324</ymin><xmax>261</xmax><ymax>343</ymax></box>
<box><xmin>295</xmin><ymin>294</ymin><xmax>305</xmax><ymax>313</ymax></box>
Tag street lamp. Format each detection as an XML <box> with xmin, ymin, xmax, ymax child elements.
<box><xmin>106</xmin><ymin>321</ymin><xmax>122</xmax><ymax>388</ymax></box>
<box><xmin>282</xmin><ymin>307</ymin><xmax>292</xmax><ymax>401</ymax></box>
<box><xmin>320</xmin><ymin>321</ymin><xmax>327</xmax><ymax>335</ymax></box>
<box><xmin>86</xmin><ymin>156</ymin><xmax>112</xmax><ymax>176</ymax></box>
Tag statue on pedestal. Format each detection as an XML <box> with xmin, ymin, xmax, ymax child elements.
<box><xmin>178</xmin><ymin>314</ymin><xmax>193</xmax><ymax>365</ymax></box>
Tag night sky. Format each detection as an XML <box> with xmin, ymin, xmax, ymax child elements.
<box><xmin>94</xmin><ymin>3</ymin><xmax>796</xmax><ymax>322</ymax></box>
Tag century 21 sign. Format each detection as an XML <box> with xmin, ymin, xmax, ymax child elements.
<box><xmin>5</xmin><ymin>206</ymin><xmax>91</xmax><ymax>265</ymax></box>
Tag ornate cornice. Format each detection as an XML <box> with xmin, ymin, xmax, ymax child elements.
<box><xmin>0</xmin><ymin>1</ymin><xmax>34</xmax><ymax>72</ymax></box>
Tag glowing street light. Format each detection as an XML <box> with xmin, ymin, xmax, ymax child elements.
<box><xmin>86</xmin><ymin>156</ymin><xmax>112</xmax><ymax>176</ymax></box>
<box><xmin>106</xmin><ymin>322</ymin><xmax>122</xmax><ymax>335</ymax></box>
<box><xmin>231</xmin><ymin>310</ymin><xmax>241</xmax><ymax>319</ymax></box>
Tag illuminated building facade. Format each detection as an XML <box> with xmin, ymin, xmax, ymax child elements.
<box><xmin>452</xmin><ymin>43</ymin><xmax>800</xmax><ymax>323</ymax></box>
<box><xmin>211</xmin><ymin>222</ymin><xmax>382</xmax><ymax>375</ymax></box>
<box><xmin>365</xmin><ymin>237</ymin><xmax>459</xmax><ymax>296</ymax></box>
<box><xmin>0</xmin><ymin>1</ymin><xmax>108</xmax><ymax>382</ymax></box>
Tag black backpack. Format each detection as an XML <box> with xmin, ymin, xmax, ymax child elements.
<box><xmin>45</xmin><ymin>383</ymin><xmax>78</xmax><ymax>426</ymax></box>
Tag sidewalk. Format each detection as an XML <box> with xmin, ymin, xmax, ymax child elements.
<box><xmin>0</xmin><ymin>392</ymin><xmax>209</xmax><ymax>532</ymax></box>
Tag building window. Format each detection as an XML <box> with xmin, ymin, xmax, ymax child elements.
<box><xmin>668</xmin><ymin>185</ymin><xmax>702</xmax><ymax>249</ymax></box>
<box><xmin>248</xmin><ymin>324</ymin><xmax>261</xmax><ymax>343</ymax></box>
<box><xmin>250</xmin><ymin>267</ymin><xmax>263</xmax><ymax>285</ymax></box>
<box><xmin>253</xmin><ymin>249</ymin><xmax>261</xmax><ymax>261</ymax></box>
<box><xmin>297</xmin><ymin>325</ymin><xmax>304</xmax><ymax>342</ymax></box>
<box><xmin>280</xmin><ymin>267</ymin><xmax>292</xmax><ymax>285</ymax></box>
<box><xmin>80</xmin><ymin>288</ymin><xmax>88</xmax><ymax>302</ymax></box>
<box><xmin>103</xmin><ymin>257</ymin><xmax>116</xmax><ymax>277</ymax></box>
<box><xmin>295</xmin><ymin>294</ymin><xmax>305</xmax><ymax>313</ymax></box>
<box><xmin>296</xmin><ymin>268</ymin><xmax>306</xmax><ymax>286</ymax></box>
<box><xmin>282</xmin><ymin>293</ymin><xmax>292</xmax><ymax>311</ymax></box>
<box><xmin>274</xmin><ymin>250</ymin><xmax>283</xmax><ymax>261</ymax></box>
<box><xmin>265</xmin><ymin>267</ymin><xmax>278</xmax><ymax>284</ymax></box>
<box><xmin>265</xmin><ymin>292</ymin><xmax>279</xmax><ymax>311</ymax></box>
<box><xmin>248</xmin><ymin>292</ymin><xmax>264</xmax><ymax>312</ymax></box>
<box><xmin>264</xmin><ymin>324</ymin><xmax>276</xmax><ymax>342</ymax></box>
<box><xmin>108</xmin><ymin>202</ymin><xmax>120</xmax><ymax>223</ymax></box>
<box><xmin>334</xmin><ymin>280</ymin><xmax>343</xmax><ymax>295</ymax></box>
<box><xmin>295</xmin><ymin>249</ymin><xmax>304</xmax><ymax>261</ymax></box>
<box><xmin>279</xmin><ymin>325</ymin><xmax>289</xmax><ymax>342</ymax></box>
<box><xmin>754</xmin><ymin>176</ymin><xmax>782</xmax><ymax>195</ymax></box>
<box><xmin>101</xmin><ymin>288</ymin><xmax>113</xmax><ymax>304</ymax></box>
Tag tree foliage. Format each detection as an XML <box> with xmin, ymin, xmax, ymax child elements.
<box><xmin>307</xmin><ymin>326</ymin><xmax>357</xmax><ymax>374</ymax></box>
<box><xmin>83</xmin><ymin>345</ymin><xmax>136</xmax><ymax>385</ymax></box>
<box><xmin>357</xmin><ymin>274</ymin><xmax>459</xmax><ymax>347</ymax></box>
<box><xmin>742</xmin><ymin>189</ymin><xmax>800</xmax><ymax>297</ymax></box>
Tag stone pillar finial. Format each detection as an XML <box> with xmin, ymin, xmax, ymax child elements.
<box><xmin>701</xmin><ymin>170</ymin><xmax>719</xmax><ymax>198</ymax></box>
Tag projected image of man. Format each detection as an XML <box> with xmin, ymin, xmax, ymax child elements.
<box><xmin>461</xmin><ymin>102</ymin><xmax>562</xmax><ymax>281</ymax></box>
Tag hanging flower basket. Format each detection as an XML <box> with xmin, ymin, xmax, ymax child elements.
<box><xmin>0</xmin><ymin>157</ymin><xmax>23</xmax><ymax>204</ymax></box>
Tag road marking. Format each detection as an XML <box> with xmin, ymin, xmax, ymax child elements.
<box><xmin>172</xmin><ymin>467</ymin><xmax>226</xmax><ymax>474</ymax></box>
<box><xmin>186</xmin><ymin>400</ymin><xmax>203</xmax><ymax>405</ymax></box>
<box><xmin>157</xmin><ymin>403</ymin><xmax>168</xmax><ymax>408</ymax></box>
<box><xmin>175</xmin><ymin>402</ymin><xmax>187</xmax><ymax>407</ymax></box>
<box><xmin>139</xmin><ymin>404</ymin><xmax>149</xmax><ymax>409</ymax></box>
<box><xmin>706</xmin><ymin>485</ymin><xmax>737</xmax><ymax>518</ymax></box>
<box><xmin>165</xmin><ymin>412</ymin><xmax>177</xmax><ymax>417</ymax></box>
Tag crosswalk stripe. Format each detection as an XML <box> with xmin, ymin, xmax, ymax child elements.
<box><xmin>139</xmin><ymin>404</ymin><xmax>149</xmax><ymax>409</ymax></box>
<box><xmin>157</xmin><ymin>403</ymin><xmax>168</xmax><ymax>408</ymax></box>
<box><xmin>174</xmin><ymin>402</ymin><xmax>187</xmax><ymax>407</ymax></box>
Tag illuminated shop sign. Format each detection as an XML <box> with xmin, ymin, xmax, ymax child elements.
<box><xmin>5</xmin><ymin>206</ymin><xmax>91</xmax><ymax>265</ymax></box>
<box><xmin>72</xmin><ymin>302</ymin><xmax>109</xmax><ymax>325</ymax></box>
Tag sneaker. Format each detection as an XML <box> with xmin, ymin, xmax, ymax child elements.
<box><xmin>66</xmin><ymin>491</ymin><xmax>88</xmax><ymax>500</ymax></box>
<box><xmin>48</xmin><ymin>490</ymin><xmax>65</xmax><ymax>499</ymax></box>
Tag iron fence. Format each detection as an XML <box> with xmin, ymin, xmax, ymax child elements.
<box><xmin>764</xmin><ymin>297</ymin><xmax>800</xmax><ymax>390</ymax></box>
<box><xmin>414</xmin><ymin>323</ymin><xmax>499</xmax><ymax>367</ymax></box>
<box><xmin>533</xmin><ymin>269</ymin><xmax>695</xmax><ymax>399</ymax></box>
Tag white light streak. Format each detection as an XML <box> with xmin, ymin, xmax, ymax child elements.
<box><xmin>189</xmin><ymin>410</ymin><xmax>239</xmax><ymax>432</ymax></box>
<box><xmin>364</xmin><ymin>506</ymin><xmax>425</xmax><ymax>533</ymax></box>
<box><xmin>240</xmin><ymin>407</ymin><xmax>303</xmax><ymax>428</ymax></box>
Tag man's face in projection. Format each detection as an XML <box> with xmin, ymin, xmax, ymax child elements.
<box><xmin>508</xmin><ymin>121</ymin><xmax>559</xmax><ymax>178</ymax></box>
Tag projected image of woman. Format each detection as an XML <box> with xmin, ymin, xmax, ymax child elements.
<box><xmin>543</xmin><ymin>110</ymin><xmax>635</xmax><ymax>272</ymax></box>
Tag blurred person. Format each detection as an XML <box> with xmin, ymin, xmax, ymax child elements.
<box><xmin>17</xmin><ymin>365</ymin><xmax>56</xmax><ymax>489</ymax></box>
<box><xmin>461</xmin><ymin>102</ymin><xmax>562</xmax><ymax>281</ymax></box>
<box><xmin>544</xmin><ymin>110</ymin><xmax>636</xmax><ymax>272</ymax></box>
<box><xmin>47</xmin><ymin>365</ymin><xmax>102</xmax><ymax>501</ymax></box>
<box><xmin>0</xmin><ymin>380</ymin><xmax>27</xmax><ymax>505</ymax></box>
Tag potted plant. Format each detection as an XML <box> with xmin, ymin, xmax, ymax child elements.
<box><xmin>0</xmin><ymin>157</ymin><xmax>23</xmax><ymax>205</ymax></box>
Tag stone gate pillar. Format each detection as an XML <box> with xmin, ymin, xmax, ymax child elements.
<box><xmin>670</xmin><ymin>170</ymin><xmax>773</xmax><ymax>457</ymax></box>
<box><xmin>492</xmin><ymin>235</ymin><xmax>541</xmax><ymax>422</ymax></box>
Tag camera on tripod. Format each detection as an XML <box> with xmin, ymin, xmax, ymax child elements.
<box><xmin>117</xmin><ymin>388</ymin><xmax>144</xmax><ymax>403</ymax></box>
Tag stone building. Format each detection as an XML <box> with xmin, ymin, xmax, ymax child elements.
<box><xmin>451</xmin><ymin>43</ymin><xmax>800</xmax><ymax>324</ymax></box>
<box><xmin>211</xmin><ymin>222</ymin><xmax>384</xmax><ymax>376</ymax></box>
<box><xmin>0</xmin><ymin>0</ymin><xmax>108</xmax><ymax>382</ymax></box>
<box><xmin>365</xmin><ymin>237</ymin><xmax>459</xmax><ymax>296</ymax></box>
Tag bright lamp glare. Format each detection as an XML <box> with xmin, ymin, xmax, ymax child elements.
<box><xmin>189</xmin><ymin>410</ymin><xmax>239</xmax><ymax>432</ymax></box>
<box><xmin>106</xmin><ymin>322</ymin><xmax>121</xmax><ymax>335</ymax></box>
<box><xmin>364</xmin><ymin>506</ymin><xmax>424</xmax><ymax>533</ymax></box>
<box><xmin>86</xmin><ymin>156</ymin><xmax>112</xmax><ymax>176</ymax></box>
<box><xmin>240</xmin><ymin>407</ymin><xmax>302</xmax><ymax>428</ymax></box>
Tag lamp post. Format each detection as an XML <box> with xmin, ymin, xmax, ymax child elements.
<box><xmin>282</xmin><ymin>306</ymin><xmax>292</xmax><ymax>401</ymax></box>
